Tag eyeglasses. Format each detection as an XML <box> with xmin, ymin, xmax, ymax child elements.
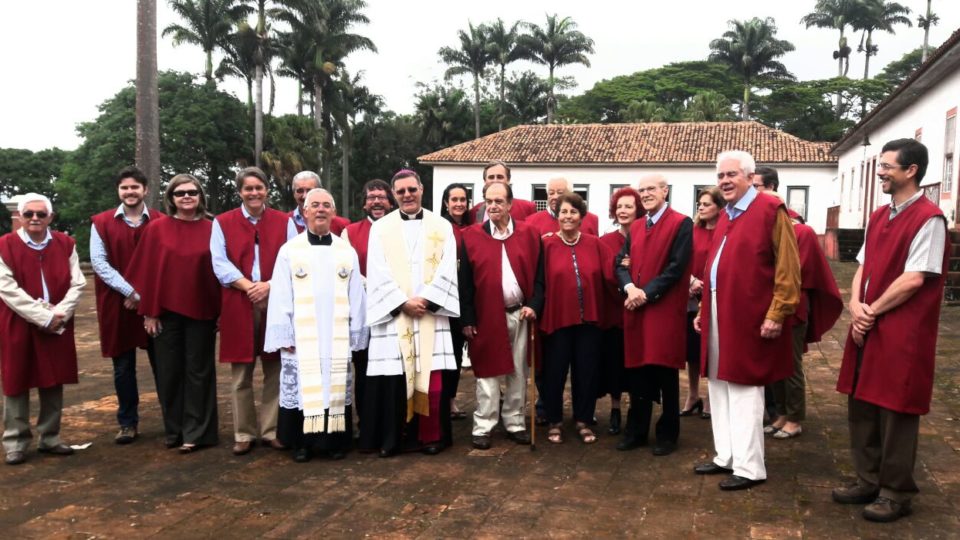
<box><xmin>878</xmin><ymin>163</ymin><xmax>902</xmax><ymax>171</ymax></box>
<box><xmin>172</xmin><ymin>189</ymin><xmax>200</xmax><ymax>198</ymax></box>
<box><xmin>365</xmin><ymin>194</ymin><xmax>388</xmax><ymax>202</ymax></box>
<box><xmin>21</xmin><ymin>211</ymin><xmax>48</xmax><ymax>219</ymax></box>
<box><xmin>395</xmin><ymin>186</ymin><xmax>419</xmax><ymax>196</ymax></box>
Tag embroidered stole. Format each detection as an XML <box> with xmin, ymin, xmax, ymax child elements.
<box><xmin>379</xmin><ymin>211</ymin><xmax>448</xmax><ymax>420</ymax></box>
<box><xmin>288</xmin><ymin>234</ymin><xmax>352</xmax><ymax>433</ymax></box>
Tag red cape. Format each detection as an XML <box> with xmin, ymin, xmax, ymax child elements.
<box><xmin>598</xmin><ymin>231</ymin><xmax>626</xmax><ymax>329</ymax></box>
<box><xmin>793</xmin><ymin>223</ymin><xmax>842</xmax><ymax>347</ymax></box>
<box><xmin>540</xmin><ymin>234</ymin><xmax>613</xmax><ymax>335</ymax></box>
<box><xmin>344</xmin><ymin>218</ymin><xmax>373</xmax><ymax>276</ymax></box>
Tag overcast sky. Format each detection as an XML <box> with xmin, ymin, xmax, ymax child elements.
<box><xmin>2</xmin><ymin>0</ymin><xmax>957</xmax><ymax>151</ymax></box>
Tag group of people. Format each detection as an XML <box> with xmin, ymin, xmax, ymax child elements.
<box><xmin>0</xmin><ymin>138</ymin><xmax>948</xmax><ymax>524</ymax></box>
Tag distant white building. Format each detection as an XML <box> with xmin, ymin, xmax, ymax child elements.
<box><xmin>832</xmin><ymin>28</ymin><xmax>960</xmax><ymax>231</ymax></box>
<box><xmin>419</xmin><ymin>122</ymin><xmax>837</xmax><ymax>235</ymax></box>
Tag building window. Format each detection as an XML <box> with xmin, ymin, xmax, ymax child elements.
<box><xmin>787</xmin><ymin>186</ymin><xmax>808</xmax><ymax>222</ymax></box>
<box><xmin>944</xmin><ymin>112</ymin><xmax>956</xmax><ymax>195</ymax></box>
<box><xmin>532</xmin><ymin>183</ymin><xmax>589</xmax><ymax>212</ymax></box>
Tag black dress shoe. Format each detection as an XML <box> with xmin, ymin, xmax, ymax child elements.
<box><xmin>506</xmin><ymin>430</ymin><xmax>531</xmax><ymax>445</ymax></box>
<box><xmin>38</xmin><ymin>443</ymin><xmax>74</xmax><ymax>456</ymax></box>
<box><xmin>862</xmin><ymin>497</ymin><xmax>912</xmax><ymax>522</ymax></box>
<box><xmin>472</xmin><ymin>435</ymin><xmax>492</xmax><ymax>450</ymax></box>
<box><xmin>165</xmin><ymin>436</ymin><xmax>183</xmax><ymax>449</ymax></box>
<box><xmin>293</xmin><ymin>448</ymin><xmax>311</xmax><ymax>463</ymax></box>
<box><xmin>421</xmin><ymin>445</ymin><xmax>441</xmax><ymax>456</ymax></box>
<box><xmin>652</xmin><ymin>441</ymin><xmax>676</xmax><ymax>456</ymax></box>
<box><xmin>719</xmin><ymin>475</ymin><xmax>765</xmax><ymax>491</ymax></box>
<box><xmin>616</xmin><ymin>437</ymin><xmax>647</xmax><ymax>451</ymax></box>
<box><xmin>329</xmin><ymin>451</ymin><xmax>346</xmax><ymax>461</ymax></box>
<box><xmin>608</xmin><ymin>409</ymin><xmax>621</xmax><ymax>435</ymax></box>
<box><xmin>5</xmin><ymin>451</ymin><xmax>26</xmax><ymax>465</ymax></box>
<box><xmin>832</xmin><ymin>483</ymin><xmax>880</xmax><ymax>504</ymax></box>
<box><xmin>378</xmin><ymin>448</ymin><xmax>396</xmax><ymax>458</ymax></box>
<box><xmin>694</xmin><ymin>462</ymin><xmax>733</xmax><ymax>475</ymax></box>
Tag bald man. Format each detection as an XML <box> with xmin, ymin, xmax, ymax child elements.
<box><xmin>526</xmin><ymin>177</ymin><xmax>600</xmax><ymax>236</ymax></box>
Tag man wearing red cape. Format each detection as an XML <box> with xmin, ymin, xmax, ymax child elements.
<box><xmin>468</xmin><ymin>161</ymin><xmax>538</xmax><ymax>223</ymax></box>
<box><xmin>526</xmin><ymin>177</ymin><xmax>600</xmax><ymax>237</ymax></box>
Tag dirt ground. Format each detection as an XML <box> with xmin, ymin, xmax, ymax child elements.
<box><xmin>0</xmin><ymin>261</ymin><xmax>958</xmax><ymax>539</ymax></box>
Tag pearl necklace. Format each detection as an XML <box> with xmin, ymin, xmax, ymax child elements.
<box><xmin>560</xmin><ymin>232</ymin><xmax>581</xmax><ymax>246</ymax></box>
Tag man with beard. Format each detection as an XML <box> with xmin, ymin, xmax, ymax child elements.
<box><xmin>90</xmin><ymin>166</ymin><xmax>164</xmax><ymax>444</ymax></box>
<box><xmin>469</xmin><ymin>161</ymin><xmax>538</xmax><ymax>223</ymax></box>
<box><xmin>289</xmin><ymin>171</ymin><xmax>350</xmax><ymax>235</ymax></box>
<box><xmin>361</xmin><ymin>169</ymin><xmax>459</xmax><ymax>457</ymax></box>
<box><xmin>341</xmin><ymin>179</ymin><xmax>395</xmax><ymax>423</ymax></box>
<box><xmin>833</xmin><ymin>139</ymin><xmax>949</xmax><ymax>522</ymax></box>
<box><xmin>526</xmin><ymin>177</ymin><xmax>600</xmax><ymax>236</ymax></box>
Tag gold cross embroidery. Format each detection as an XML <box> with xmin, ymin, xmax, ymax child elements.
<box><xmin>427</xmin><ymin>231</ymin><xmax>445</xmax><ymax>245</ymax></box>
<box><xmin>400</xmin><ymin>327</ymin><xmax>415</xmax><ymax>343</ymax></box>
<box><xmin>426</xmin><ymin>252</ymin><xmax>441</xmax><ymax>270</ymax></box>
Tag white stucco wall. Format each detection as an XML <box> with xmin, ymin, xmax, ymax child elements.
<box><xmin>430</xmin><ymin>163</ymin><xmax>836</xmax><ymax>234</ymax></box>
<box><xmin>836</xmin><ymin>67</ymin><xmax>960</xmax><ymax>229</ymax></box>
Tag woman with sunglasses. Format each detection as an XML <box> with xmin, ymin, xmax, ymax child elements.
<box><xmin>127</xmin><ymin>174</ymin><xmax>221</xmax><ymax>453</ymax></box>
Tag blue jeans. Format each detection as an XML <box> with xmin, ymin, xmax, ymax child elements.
<box><xmin>112</xmin><ymin>342</ymin><xmax>157</xmax><ymax>428</ymax></box>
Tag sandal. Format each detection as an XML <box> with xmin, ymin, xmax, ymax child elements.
<box><xmin>178</xmin><ymin>443</ymin><xmax>197</xmax><ymax>454</ymax></box>
<box><xmin>547</xmin><ymin>424</ymin><xmax>564</xmax><ymax>444</ymax></box>
<box><xmin>576</xmin><ymin>424</ymin><xmax>597</xmax><ymax>444</ymax></box>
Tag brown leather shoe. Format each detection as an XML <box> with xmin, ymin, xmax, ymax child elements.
<box><xmin>263</xmin><ymin>438</ymin><xmax>286</xmax><ymax>450</ymax></box>
<box><xmin>232</xmin><ymin>441</ymin><xmax>254</xmax><ymax>456</ymax></box>
<box><xmin>832</xmin><ymin>483</ymin><xmax>879</xmax><ymax>504</ymax></box>
<box><xmin>37</xmin><ymin>443</ymin><xmax>74</xmax><ymax>456</ymax></box>
<box><xmin>862</xmin><ymin>497</ymin><xmax>912</xmax><ymax>522</ymax></box>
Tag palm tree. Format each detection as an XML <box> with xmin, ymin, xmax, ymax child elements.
<box><xmin>683</xmin><ymin>91</ymin><xmax>735</xmax><ymax>121</ymax></box>
<box><xmin>505</xmin><ymin>70</ymin><xmax>549</xmax><ymax>125</ymax></box>
<box><xmin>852</xmin><ymin>0</ymin><xmax>912</xmax><ymax>80</ymax></box>
<box><xmin>918</xmin><ymin>0</ymin><xmax>939</xmax><ymax>62</ymax></box>
<box><xmin>439</xmin><ymin>22</ymin><xmax>491</xmax><ymax>140</ymax></box>
<box><xmin>486</xmin><ymin>19</ymin><xmax>526</xmax><ymax>131</ymax></box>
<box><xmin>251</xmin><ymin>0</ymin><xmax>273</xmax><ymax>168</ymax></box>
<box><xmin>801</xmin><ymin>0</ymin><xmax>859</xmax><ymax>78</ymax></box>
<box><xmin>273</xmin><ymin>0</ymin><xmax>376</xmax><ymax>185</ymax></box>
<box><xmin>334</xmin><ymin>71</ymin><xmax>381</xmax><ymax>218</ymax></box>
<box><xmin>415</xmin><ymin>85</ymin><xmax>471</xmax><ymax>149</ymax></box>
<box><xmin>163</xmin><ymin>0</ymin><xmax>253</xmax><ymax>83</ymax></box>
<box><xmin>708</xmin><ymin>17</ymin><xmax>795</xmax><ymax>120</ymax></box>
<box><xmin>519</xmin><ymin>14</ymin><xmax>595</xmax><ymax>124</ymax></box>
<box><xmin>275</xmin><ymin>29</ymin><xmax>313</xmax><ymax>116</ymax></box>
<box><xmin>216</xmin><ymin>22</ymin><xmax>258</xmax><ymax>115</ymax></box>
<box><xmin>136</xmin><ymin>0</ymin><xmax>161</xmax><ymax>209</ymax></box>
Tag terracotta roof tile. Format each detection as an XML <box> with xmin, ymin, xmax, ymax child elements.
<box><xmin>418</xmin><ymin>122</ymin><xmax>836</xmax><ymax>165</ymax></box>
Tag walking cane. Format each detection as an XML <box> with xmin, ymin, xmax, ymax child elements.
<box><xmin>528</xmin><ymin>320</ymin><xmax>537</xmax><ymax>451</ymax></box>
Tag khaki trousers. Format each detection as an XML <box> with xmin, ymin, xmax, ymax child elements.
<box><xmin>3</xmin><ymin>386</ymin><xmax>64</xmax><ymax>453</ymax></box>
<box><xmin>472</xmin><ymin>310</ymin><xmax>528</xmax><ymax>436</ymax></box>
<box><xmin>771</xmin><ymin>321</ymin><xmax>808</xmax><ymax>421</ymax></box>
<box><xmin>231</xmin><ymin>360</ymin><xmax>280</xmax><ymax>442</ymax></box>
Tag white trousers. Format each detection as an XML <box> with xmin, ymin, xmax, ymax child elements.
<box><xmin>473</xmin><ymin>310</ymin><xmax>528</xmax><ymax>436</ymax></box>
<box><xmin>707</xmin><ymin>289</ymin><xmax>766</xmax><ymax>481</ymax></box>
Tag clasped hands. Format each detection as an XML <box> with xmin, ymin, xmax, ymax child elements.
<box><xmin>624</xmin><ymin>286</ymin><xmax>647</xmax><ymax>311</ymax></box>
<box><xmin>848</xmin><ymin>301</ymin><xmax>875</xmax><ymax>347</ymax></box>
<box><xmin>44</xmin><ymin>312</ymin><xmax>67</xmax><ymax>334</ymax></box>
<box><xmin>690</xmin><ymin>315</ymin><xmax>782</xmax><ymax>340</ymax></box>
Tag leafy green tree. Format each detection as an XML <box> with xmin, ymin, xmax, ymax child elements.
<box><xmin>163</xmin><ymin>0</ymin><xmax>253</xmax><ymax>83</ymax></box>
<box><xmin>683</xmin><ymin>91</ymin><xmax>735</xmax><ymax>121</ymax></box>
<box><xmin>0</xmin><ymin>148</ymin><xmax>70</xmax><ymax>233</ymax></box>
<box><xmin>351</xmin><ymin>112</ymin><xmax>435</xmax><ymax>213</ymax></box>
<box><xmin>709</xmin><ymin>17</ymin><xmax>795</xmax><ymax>119</ymax></box>
<box><xmin>56</xmin><ymin>71</ymin><xmax>250</xmax><ymax>258</ymax></box>
<box><xmin>217</xmin><ymin>22</ymin><xmax>259</xmax><ymax>114</ymax></box>
<box><xmin>852</xmin><ymin>0</ymin><xmax>912</xmax><ymax>80</ymax></box>
<box><xmin>504</xmin><ymin>71</ymin><xmax>549</xmax><ymax>125</ymax></box>
<box><xmin>485</xmin><ymin>19</ymin><xmax>526</xmax><ymax>131</ymax></box>
<box><xmin>439</xmin><ymin>22</ymin><xmax>492</xmax><ymax>140</ymax></box>
<box><xmin>876</xmin><ymin>47</ymin><xmax>923</xmax><ymax>88</ymax></box>
<box><xmin>414</xmin><ymin>84</ymin><xmax>473</xmax><ymax>150</ymax></box>
<box><xmin>519</xmin><ymin>14</ymin><xmax>595</xmax><ymax>124</ymax></box>
<box><xmin>622</xmin><ymin>100</ymin><xmax>672</xmax><ymax>122</ymax></box>
<box><xmin>261</xmin><ymin>114</ymin><xmax>322</xmax><ymax>209</ymax></box>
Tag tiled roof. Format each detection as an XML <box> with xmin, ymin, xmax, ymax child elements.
<box><xmin>418</xmin><ymin>122</ymin><xmax>836</xmax><ymax>165</ymax></box>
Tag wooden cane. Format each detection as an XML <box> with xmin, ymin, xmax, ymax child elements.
<box><xmin>529</xmin><ymin>319</ymin><xmax>537</xmax><ymax>451</ymax></box>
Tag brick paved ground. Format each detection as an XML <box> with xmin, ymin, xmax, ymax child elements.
<box><xmin>1</xmin><ymin>262</ymin><xmax>958</xmax><ymax>538</ymax></box>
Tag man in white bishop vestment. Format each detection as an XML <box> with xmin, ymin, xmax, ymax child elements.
<box><xmin>360</xmin><ymin>169</ymin><xmax>460</xmax><ymax>457</ymax></box>
<box><xmin>264</xmin><ymin>188</ymin><xmax>366</xmax><ymax>463</ymax></box>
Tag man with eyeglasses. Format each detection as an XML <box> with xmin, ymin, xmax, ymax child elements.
<box><xmin>692</xmin><ymin>151</ymin><xmax>801</xmax><ymax>491</ymax></box>
<box><xmin>0</xmin><ymin>193</ymin><xmax>86</xmax><ymax>465</ymax></box>
<box><xmin>361</xmin><ymin>169</ymin><xmax>460</xmax><ymax>457</ymax></box>
<box><xmin>90</xmin><ymin>166</ymin><xmax>164</xmax><ymax>445</ymax></box>
<box><xmin>833</xmin><ymin>139</ymin><xmax>949</xmax><ymax>522</ymax></box>
<box><xmin>289</xmin><ymin>171</ymin><xmax>350</xmax><ymax>235</ymax></box>
<box><xmin>526</xmin><ymin>177</ymin><xmax>600</xmax><ymax>237</ymax></box>
<box><xmin>459</xmin><ymin>181</ymin><xmax>544</xmax><ymax>450</ymax></box>
<box><xmin>341</xmin><ymin>179</ymin><xmax>395</xmax><ymax>422</ymax></box>
<box><xmin>469</xmin><ymin>161</ymin><xmax>538</xmax><ymax>223</ymax></box>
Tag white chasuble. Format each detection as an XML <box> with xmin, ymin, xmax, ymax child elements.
<box><xmin>365</xmin><ymin>209</ymin><xmax>460</xmax><ymax>418</ymax></box>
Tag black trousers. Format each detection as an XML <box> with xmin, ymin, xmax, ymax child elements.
<box><xmin>352</xmin><ymin>349</ymin><xmax>368</xmax><ymax>428</ymax></box>
<box><xmin>542</xmin><ymin>324</ymin><xmax>601</xmax><ymax>424</ymax></box>
<box><xmin>153</xmin><ymin>312</ymin><xmax>219</xmax><ymax>446</ymax></box>
<box><xmin>358</xmin><ymin>374</ymin><xmax>451</xmax><ymax>453</ymax></box>
<box><xmin>441</xmin><ymin>318</ymin><xmax>465</xmax><ymax>448</ymax></box>
<box><xmin>596</xmin><ymin>327</ymin><xmax>625</xmax><ymax>399</ymax></box>
<box><xmin>278</xmin><ymin>406</ymin><xmax>353</xmax><ymax>453</ymax></box>
<box><xmin>625</xmin><ymin>365</ymin><xmax>680</xmax><ymax>445</ymax></box>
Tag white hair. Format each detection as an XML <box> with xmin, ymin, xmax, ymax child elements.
<box><xmin>547</xmin><ymin>177</ymin><xmax>573</xmax><ymax>191</ymax></box>
<box><xmin>293</xmin><ymin>170</ymin><xmax>322</xmax><ymax>188</ymax></box>
<box><xmin>716</xmin><ymin>150</ymin><xmax>756</xmax><ymax>175</ymax></box>
<box><xmin>17</xmin><ymin>193</ymin><xmax>53</xmax><ymax>214</ymax></box>
<box><xmin>304</xmin><ymin>187</ymin><xmax>335</xmax><ymax>210</ymax></box>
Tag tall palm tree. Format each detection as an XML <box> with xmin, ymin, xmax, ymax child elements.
<box><xmin>163</xmin><ymin>0</ymin><xmax>253</xmax><ymax>83</ymax></box>
<box><xmin>853</xmin><ymin>0</ymin><xmax>912</xmax><ymax>80</ymax></box>
<box><xmin>334</xmin><ymin>71</ymin><xmax>381</xmax><ymax>218</ymax></box>
<box><xmin>273</xmin><ymin>0</ymin><xmax>376</xmax><ymax>185</ymax></box>
<box><xmin>918</xmin><ymin>0</ymin><xmax>939</xmax><ymax>62</ymax></box>
<box><xmin>519</xmin><ymin>14</ymin><xmax>595</xmax><ymax>124</ymax></box>
<box><xmin>251</xmin><ymin>0</ymin><xmax>272</xmax><ymax>168</ymax></box>
<box><xmin>505</xmin><ymin>70</ymin><xmax>549</xmax><ymax>125</ymax></box>
<box><xmin>136</xmin><ymin>0</ymin><xmax>161</xmax><ymax>209</ymax></box>
<box><xmin>216</xmin><ymin>22</ymin><xmax>259</xmax><ymax>115</ymax></box>
<box><xmin>485</xmin><ymin>18</ymin><xmax>525</xmax><ymax>131</ymax></box>
<box><xmin>683</xmin><ymin>91</ymin><xmax>734</xmax><ymax>121</ymax></box>
<box><xmin>801</xmin><ymin>0</ymin><xmax>858</xmax><ymax>78</ymax></box>
<box><xmin>708</xmin><ymin>17</ymin><xmax>795</xmax><ymax>120</ymax></box>
<box><xmin>439</xmin><ymin>22</ymin><xmax>491</xmax><ymax>140</ymax></box>
<box><xmin>415</xmin><ymin>85</ymin><xmax>471</xmax><ymax>149</ymax></box>
<box><xmin>275</xmin><ymin>29</ymin><xmax>313</xmax><ymax>116</ymax></box>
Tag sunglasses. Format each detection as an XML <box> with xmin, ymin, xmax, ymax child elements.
<box><xmin>395</xmin><ymin>186</ymin><xmax>419</xmax><ymax>196</ymax></box>
<box><xmin>22</xmin><ymin>211</ymin><xmax>49</xmax><ymax>219</ymax></box>
<box><xmin>172</xmin><ymin>189</ymin><xmax>200</xmax><ymax>198</ymax></box>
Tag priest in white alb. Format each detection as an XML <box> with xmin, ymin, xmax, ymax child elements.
<box><xmin>360</xmin><ymin>169</ymin><xmax>460</xmax><ymax>458</ymax></box>
<box><xmin>264</xmin><ymin>188</ymin><xmax>366</xmax><ymax>463</ymax></box>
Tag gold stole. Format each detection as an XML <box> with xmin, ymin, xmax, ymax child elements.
<box><xmin>379</xmin><ymin>211</ymin><xmax>448</xmax><ymax>420</ymax></box>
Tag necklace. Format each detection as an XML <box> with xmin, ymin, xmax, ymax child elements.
<box><xmin>560</xmin><ymin>232</ymin><xmax>581</xmax><ymax>246</ymax></box>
